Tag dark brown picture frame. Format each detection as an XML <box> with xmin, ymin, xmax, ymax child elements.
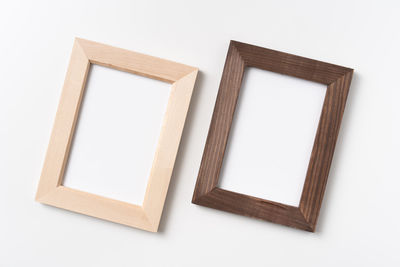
<box><xmin>192</xmin><ymin>40</ymin><xmax>353</xmax><ymax>232</ymax></box>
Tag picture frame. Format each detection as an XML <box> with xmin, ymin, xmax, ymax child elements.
<box><xmin>36</xmin><ymin>38</ymin><xmax>198</xmax><ymax>232</ymax></box>
<box><xmin>192</xmin><ymin>40</ymin><xmax>353</xmax><ymax>232</ymax></box>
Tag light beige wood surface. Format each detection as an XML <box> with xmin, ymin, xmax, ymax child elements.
<box><xmin>36</xmin><ymin>38</ymin><xmax>198</xmax><ymax>232</ymax></box>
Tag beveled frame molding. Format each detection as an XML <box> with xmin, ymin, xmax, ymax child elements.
<box><xmin>192</xmin><ymin>40</ymin><xmax>353</xmax><ymax>232</ymax></box>
<box><xmin>36</xmin><ymin>38</ymin><xmax>198</xmax><ymax>232</ymax></box>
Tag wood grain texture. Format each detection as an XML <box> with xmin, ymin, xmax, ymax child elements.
<box><xmin>76</xmin><ymin>38</ymin><xmax>196</xmax><ymax>83</ymax></box>
<box><xmin>232</xmin><ymin>40</ymin><xmax>352</xmax><ymax>85</ymax></box>
<box><xmin>36</xmin><ymin>41</ymin><xmax>90</xmax><ymax>200</ymax></box>
<box><xmin>192</xmin><ymin>40</ymin><xmax>353</xmax><ymax>232</ymax></box>
<box><xmin>36</xmin><ymin>38</ymin><xmax>198</xmax><ymax>232</ymax></box>
<box><xmin>193</xmin><ymin>44</ymin><xmax>245</xmax><ymax>199</ymax></box>
<box><xmin>143</xmin><ymin>70</ymin><xmax>198</xmax><ymax>229</ymax></box>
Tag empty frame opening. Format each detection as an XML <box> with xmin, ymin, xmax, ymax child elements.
<box><xmin>62</xmin><ymin>64</ymin><xmax>170</xmax><ymax>205</ymax></box>
<box><xmin>218</xmin><ymin>67</ymin><xmax>326</xmax><ymax>206</ymax></box>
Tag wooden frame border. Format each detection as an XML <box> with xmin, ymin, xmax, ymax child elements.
<box><xmin>192</xmin><ymin>40</ymin><xmax>353</xmax><ymax>232</ymax></box>
<box><xmin>36</xmin><ymin>38</ymin><xmax>198</xmax><ymax>232</ymax></box>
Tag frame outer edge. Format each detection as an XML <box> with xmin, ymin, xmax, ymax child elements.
<box><xmin>192</xmin><ymin>40</ymin><xmax>354</xmax><ymax>232</ymax></box>
<box><xmin>36</xmin><ymin>39</ymin><xmax>90</xmax><ymax>201</ymax></box>
<box><xmin>36</xmin><ymin>38</ymin><xmax>199</xmax><ymax>232</ymax></box>
<box><xmin>299</xmin><ymin>70</ymin><xmax>353</xmax><ymax>230</ymax></box>
<box><xmin>192</xmin><ymin>41</ymin><xmax>245</xmax><ymax>202</ymax></box>
<box><xmin>143</xmin><ymin>69</ymin><xmax>198</xmax><ymax>232</ymax></box>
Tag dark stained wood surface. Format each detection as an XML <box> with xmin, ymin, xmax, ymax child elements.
<box><xmin>192</xmin><ymin>40</ymin><xmax>353</xmax><ymax>232</ymax></box>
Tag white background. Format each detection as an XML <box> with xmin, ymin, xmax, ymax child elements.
<box><xmin>63</xmin><ymin>65</ymin><xmax>170</xmax><ymax>205</ymax></box>
<box><xmin>1</xmin><ymin>0</ymin><xmax>399</xmax><ymax>266</ymax></box>
<box><xmin>219</xmin><ymin>68</ymin><xmax>326</xmax><ymax>206</ymax></box>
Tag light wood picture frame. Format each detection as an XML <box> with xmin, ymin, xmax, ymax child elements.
<box><xmin>192</xmin><ymin>40</ymin><xmax>353</xmax><ymax>232</ymax></box>
<box><xmin>36</xmin><ymin>38</ymin><xmax>198</xmax><ymax>232</ymax></box>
